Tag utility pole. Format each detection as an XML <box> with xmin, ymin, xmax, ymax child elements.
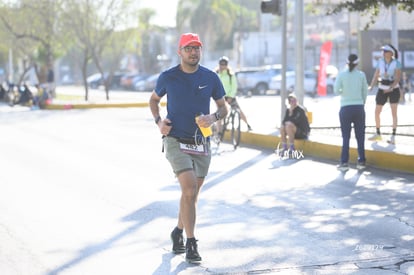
<box><xmin>295</xmin><ymin>0</ymin><xmax>304</xmax><ymax>106</ymax></box>
<box><xmin>260</xmin><ymin>0</ymin><xmax>287</xmax><ymax>123</ymax></box>
<box><xmin>391</xmin><ymin>5</ymin><xmax>398</xmax><ymax>51</ymax></box>
<box><xmin>280</xmin><ymin>0</ymin><xmax>287</xmax><ymax>122</ymax></box>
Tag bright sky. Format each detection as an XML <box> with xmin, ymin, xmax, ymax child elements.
<box><xmin>137</xmin><ymin>0</ymin><xmax>179</xmax><ymax>27</ymax></box>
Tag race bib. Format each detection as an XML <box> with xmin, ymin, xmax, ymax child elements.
<box><xmin>179</xmin><ymin>142</ymin><xmax>208</xmax><ymax>155</ymax></box>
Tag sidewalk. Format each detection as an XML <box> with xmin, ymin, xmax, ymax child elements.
<box><xmin>46</xmin><ymin>86</ymin><xmax>414</xmax><ymax>174</ymax></box>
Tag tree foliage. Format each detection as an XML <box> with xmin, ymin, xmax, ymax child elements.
<box><xmin>176</xmin><ymin>0</ymin><xmax>258</xmax><ymax>52</ymax></box>
<box><xmin>325</xmin><ymin>0</ymin><xmax>414</xmax><ymax>29</ymax></box>
<box><xmin>0</xmin><ymin>0</ymin><xmax>136</xmax><ymax>100</ymax></box>
<box><xmin>0</xmin><ymin>0</ymin><xmax>63</xmax><ymax>83</ymax></box>
<box><xmin>328</xmin><ymin>0</ymin><xmax>414</xmax><ymax>13</ymax></box>
<box><xmin>59</xmin><ymin>0</ymin><xmax>131</xmax><ymax>100</ymax></box>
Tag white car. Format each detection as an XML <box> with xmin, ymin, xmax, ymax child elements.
<box><xmin>236</xmin><ymin>64</ymin><xmax>284</xmax><ymax>96</ymax></box>
<box><xmin>269</xmin><ymin>71</ymin><xmax>317</xmax><ymax>95</ymax></box>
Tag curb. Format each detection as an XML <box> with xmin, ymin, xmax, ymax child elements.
<box><xmin>46</xmin><ymin>101</ymin><xmax>414</xmax><ymax>174</ymax></box>
<box><xmin>240</xmin><ymin>132</ymin><xmax>414</xmax><ymax>174</ymax></box>
<box><xmin>45</xmin><ymin>102</ymin><xmax>166</xmax><ymax>110</ymax></box>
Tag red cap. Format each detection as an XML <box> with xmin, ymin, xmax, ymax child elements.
<box><xmin>178</xmin><ymin>33</ymin><xmax>203</xmax><ymax>48</ymax></box>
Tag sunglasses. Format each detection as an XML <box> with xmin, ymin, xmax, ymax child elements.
<box><xmin>219</xmin><ymin>63</ymin><xmax>228</xmax><ymax>66</ymax></box>
<box><xmin>181</xmin><ymin>46</ymin><xmax>201</xmax><ymax>53</ymax></box>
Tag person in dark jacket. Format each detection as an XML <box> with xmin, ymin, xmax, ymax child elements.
<box><xmin>279</xmin><ymin>93</ymin><xmax>310</xmax><ymax>155</ymax></box>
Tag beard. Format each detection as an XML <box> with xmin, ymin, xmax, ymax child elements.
<box><xmin>184</xmin><ymin>55</ymin><xmax>200</xmax><ymax>67</ymax></box>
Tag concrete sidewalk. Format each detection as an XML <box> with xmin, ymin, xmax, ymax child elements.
<box><xmin>45</xmin><ymin>86</ymin><xmax>414</xmax><ymax>174</ymax></box>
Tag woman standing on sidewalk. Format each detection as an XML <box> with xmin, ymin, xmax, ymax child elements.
<box><xmin>368</xmin><ymin>44</ymin><xmax>402</xmax><ymax>144</ymax></box>
<box><xmin>334</xmin><ymin>54</ymin><xmax>368</xmax><ymax>171</ymax></box>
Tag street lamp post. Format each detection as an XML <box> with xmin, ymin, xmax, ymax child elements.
<box><xmin>295</xmin><ymin>0</ymin><xmax>304</xmax><ymax>106</ymax></box>
<box><xmin>391</xmin><ymin>5</ymin><xmax>398</xmax><ymax>50</ymax></box>
<box><xmin>261</xmin><ymin>0</ymin><xmax>287</xmax><ymax>123</ymax></box>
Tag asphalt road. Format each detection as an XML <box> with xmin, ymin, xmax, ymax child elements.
<box><xmin>0</xmin><ymin>102</ymin><xmax>414</xmax><ymax>274</ymax></box>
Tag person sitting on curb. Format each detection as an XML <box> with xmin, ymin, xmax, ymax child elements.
<box><xmin>277</xmin><ymin>93</ymin><xmax>310</xmax><ymax>157</ymax></box>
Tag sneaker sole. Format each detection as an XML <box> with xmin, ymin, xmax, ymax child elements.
<box><xmin>185</xmin><ymin>257</ymin><xmax>202</xmax><ymax>263</ymax></box>
<box><xmin>172</xmin><ymin>248</ymin><xmax>185</xmax><ymax>254</ymax></box>
<box><xmin>170</xmin><ymin>234</ymin><xmax>185</xmax><ymax>254</ymax></box>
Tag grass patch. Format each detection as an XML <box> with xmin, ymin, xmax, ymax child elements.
<box><xmin>55</xmin><ymin>94</ymin><xmax>84</xmax><ymax>101</ymax></box>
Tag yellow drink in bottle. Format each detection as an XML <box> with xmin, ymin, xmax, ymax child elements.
<box><xmin>195</xmin><ymin>114</ymin><xmax>212</xmax><ymax>137</ymax></box>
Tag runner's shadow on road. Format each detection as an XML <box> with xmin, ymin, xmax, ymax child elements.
<box><xmin>204</xmin><ymin>150</ymin><xmax>268</xmax><ymax>191</ymax></box>
<box><xmin>152</xmin><ymin>253</ymin><xmax>191</xmax><ymax>275</ymax></box>
<box><xmin>46</xmin><ymin>200</ymin><xmax>179</xmax><ymax>275</ymax></box>
<box><xmin>153</xmin><ymin>253</ymin><xmax>201</xmax><ymax>275</ymax></box>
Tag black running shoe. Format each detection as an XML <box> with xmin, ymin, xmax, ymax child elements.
<box><xmin>170</xmin><ymin>230</ymin><xmax>185</xmax><ymax>254</ymax></box>
<box><xmin>185</xmin><ymin>239</ymin><xmax>202</xmax><ymax>263</ymax></box>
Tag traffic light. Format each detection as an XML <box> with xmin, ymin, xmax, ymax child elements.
<box><xmin>260</xmin><ymin>0</ymin><xmax>281</xmax><ymax>16</ymax></box>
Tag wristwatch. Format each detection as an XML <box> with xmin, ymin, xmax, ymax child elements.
<box><xmin>214</xmin><ymin>112</ymin><xmax>220</xmax><ymax>121</ymax></box>
<box><xmin>155</xmin><ymin>116</ymin><xmax>161</xmax><ymax>125</ymax></box>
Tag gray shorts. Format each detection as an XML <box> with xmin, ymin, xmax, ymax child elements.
<box><xmin>163</xmin><ymin>136</ymin><xmax>211</xmax><ymax>178</ymax></box>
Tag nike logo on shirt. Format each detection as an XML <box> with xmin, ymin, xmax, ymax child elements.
<box><xmin>198</xmin><ymin>85</ymin><xmax>207</xmax><ymax>89</ymax></box>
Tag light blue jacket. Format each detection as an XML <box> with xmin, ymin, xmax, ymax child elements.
<box><xmin>334</xmin><ymin>68</ymin><xmax>368</xmax><ymax>107</ymax></box>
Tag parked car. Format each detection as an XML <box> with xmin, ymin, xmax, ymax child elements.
<box><xmin>87</xmin><ymin>73</ymin><xmax>103</xmax><ymax>89</ymax></box>
<box><xmin>308</xmin><ymin>65</ymin><xmax>338</xmax><ymax>96</ymax></box>
<box><xmin>106</xmin><ymin>72</ymin><xmax>124</xmax><ymax>89</ymax></box>
<box><xmin>133</xmin><ymin>73</ymin><xmax>160</xmax><ymax>92</ymax></box>
<box><xmin>269</xmin><ymin>71</ymin><xmax>317</xmax><ymax>95</ymax></box>
<box><xmin>131</xmin><ymin>74</ymin><xmax>150</xmax><ymax>90</ymax></box>
<box><xmin>120</xmin><ymin>72</ymin><xmax>147</xmax><ymax>90</ymax></box>
<box><xmin>308</xmin><ymin>72</ymin><xmax>336</xmax><ymax>96</ymax></box>
<box><xmin>236</xmin><ymin>64</ymin><xmax>289</xmax><ymax>96</ymax></box>
<box><xmin>87</xmin><ymin>72</ymin><xmax>124</xmax><ymax>89</ymax></box>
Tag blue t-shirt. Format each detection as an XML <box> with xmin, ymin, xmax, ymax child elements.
<box><xmin>155</xmin><ymin>65</ymin><xmax>225</xmax><ymax>139</ymax></box>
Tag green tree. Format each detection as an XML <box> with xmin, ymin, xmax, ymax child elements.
<box><xmin>176</xmin><ymin>0</ymin><xmax>258</xmax><ymax>54</ymax></box>
<box><xmin>0</xmin><ymin>0</ymin><xmax>62</xmax><ymax>83</ymax></box>
<box><xmin>60</xmin><ymin>0</ymin><xmax>131</xmax><ymax>100</ymax></box>
<box><xmin>136</xmin><ymin>8</ymin><xmax>160</xmax><ymax>73</ymax></box>
<box><xmin>324</xmin><ymin>0</ymin><xmax>414</xmax><ymax>28</ymax></box>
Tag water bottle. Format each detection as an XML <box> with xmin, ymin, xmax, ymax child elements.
<box><xmin>195</xmin><ymin>113</ymin><xmax>212</xmax><ymax>137</ymax></box>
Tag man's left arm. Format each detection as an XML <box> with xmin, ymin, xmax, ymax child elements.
<box><xmin>214</xmin><ymin>97</ymin><xmax>228</xmax><ymax>121</ymax></box>
<box><xmin>195</xmin><ymin>97</ymin><xmax>228</xmax><ymax>128</ymax></box>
